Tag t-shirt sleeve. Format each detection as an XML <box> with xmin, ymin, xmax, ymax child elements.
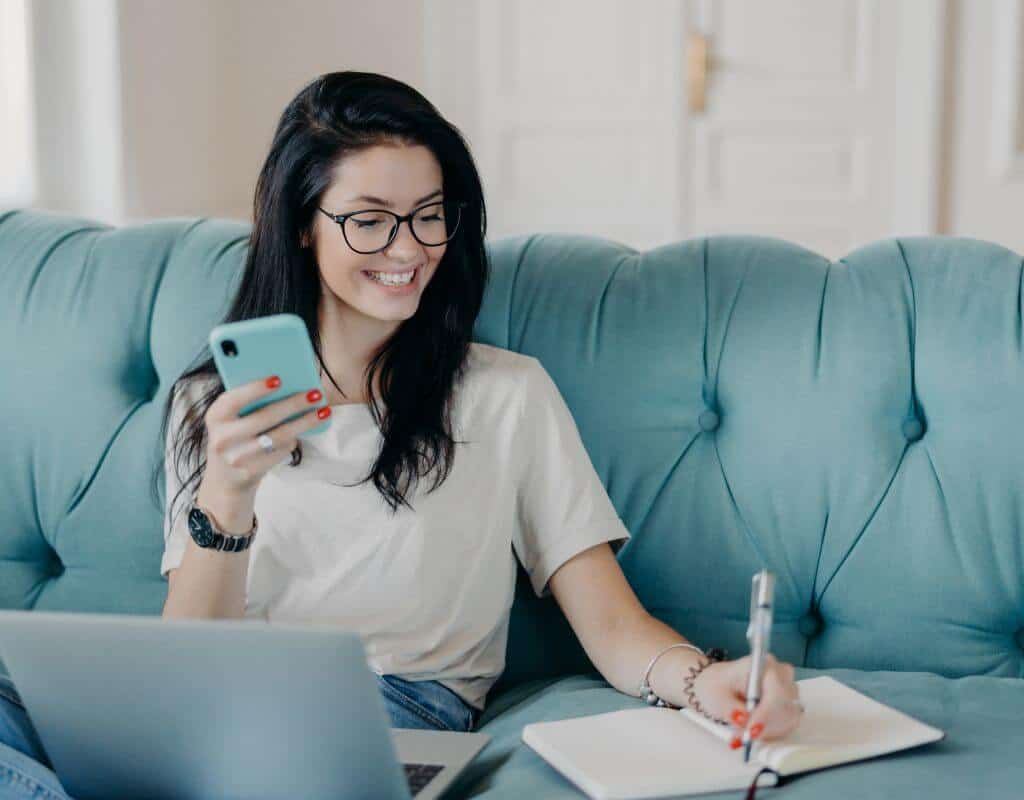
<box><xmin>160</xmin><ymin>380</ymin><xmax>202</xmax><ymax>580</ymax></box>
<box><xmin>512</xmin><ymin>358</ymin><xmax>631</xmax><ymax>599</ymax></box>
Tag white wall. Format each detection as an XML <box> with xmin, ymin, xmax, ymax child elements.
<box><xmin>944</xmin><ymin>0</ymin><xmax>1024</xmax><ymax>253</ymax></box>
<box><xmin>0</xmin><ymin>0</ymin><xmax>35</xmax><ymax>209</ymax></box>
<box><xmin>26</xmin><ymin>0</ymin><xmax>125</xmax><ymax>223</ymax></box>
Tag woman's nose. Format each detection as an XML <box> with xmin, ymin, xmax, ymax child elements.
<box><xmin>385</xmin><ymin>219</ymin><xmax>426</xmax><ymax>261</ymax></box>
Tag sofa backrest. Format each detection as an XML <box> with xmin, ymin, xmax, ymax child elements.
<box><xmin>2</xmin><ymin>209</ymin><xmax>1022</xmax><ymax>692</ymax></box>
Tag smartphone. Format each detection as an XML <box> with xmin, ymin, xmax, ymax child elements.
<box><xmin>209</xmin><ymin>313</ymin><xmax>331</xmax><ymax>437</ymax></box>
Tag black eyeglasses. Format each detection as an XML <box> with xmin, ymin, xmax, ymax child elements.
<box><xmin>317</xmin><ymin>199</ymin><xmax>467</xmax><ymax>255</ymax></box>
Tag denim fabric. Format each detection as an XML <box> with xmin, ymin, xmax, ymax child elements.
<box><xmin>375</xmin><ymin>674</ymin><xmax>479</xmax><ymax>732</ymax></box>
<box><xmin>0</xmin><ymin>674</ymin><xmax>69</xmax><ymax>799</ymax></box>
<box><xmin>0</xmin><ymin>671</ymin><xmax>478</xmax><ymax>799</ymax></box>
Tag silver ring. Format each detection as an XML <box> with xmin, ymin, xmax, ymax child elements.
<box><xmin>257</xmin><ymin>433</ymin><xmax>275</xmax><ymax>453</ymax></box>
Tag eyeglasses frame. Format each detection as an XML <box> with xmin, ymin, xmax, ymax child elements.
<box><xmin>316</xmin><ymin>199</ymin><xmax>468</xmax><ymax>254</ymax></box>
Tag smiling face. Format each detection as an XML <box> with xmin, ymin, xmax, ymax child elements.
<box><xmin>309</xmin><ymin>142</ymin><xmax>448</xmax><ymax>346</ymax></box>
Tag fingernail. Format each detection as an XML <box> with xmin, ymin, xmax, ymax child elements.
<box><xmin>266</xmin><ymin>375</ymin><xmax>281</xmax><ymax>389</ymax></box>
<box><xmin>729</xmin><ymin>736</ymin><xmax>742</xmax><ymax>750</ymax></box>
<box><xmin>316</xmin><ymin>406</ymin><xmax>331</xmax><ymax>420</ymax></box>
<box><xmin>750</xmin><ymin>723</ymin><xmax>764</xmax><ymax>739</ymax></box>
<box><xmin>730</xmin><ymin>709</ymin><xmax>748</xmax><ymax>726</ymax></box>
<box><xmin>306</xmin><ymin>389</ymin><xmax>322</xmax><ymax>403</ymax></box>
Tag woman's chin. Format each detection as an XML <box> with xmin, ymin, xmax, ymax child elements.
<box><xmin>358</xmin><ymin>297</ymin><xmax>420</xmax><ymax>324</ymax></box>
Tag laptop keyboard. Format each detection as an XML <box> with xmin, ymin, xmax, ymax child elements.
<box><xmin>404</xmin><ymin>763</ymin><xmax>445</xmax><ymax>796</ymax></box>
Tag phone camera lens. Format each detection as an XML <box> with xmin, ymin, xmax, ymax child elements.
<box><xmin>221</xmin><ymin>340</ymin><xmax>238</xmax><ymax>358</ymax></box>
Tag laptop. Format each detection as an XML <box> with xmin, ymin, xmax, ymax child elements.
<box><xmin>0</xmin><ymin>610</ymin><xmax>490</xmax><ymax>800</ymax></box>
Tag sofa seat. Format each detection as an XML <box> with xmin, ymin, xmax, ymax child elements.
<box><xmin>449</xmin><ymin>668</ymin><xmax>1024</xmax><ymax>798</ymax></box>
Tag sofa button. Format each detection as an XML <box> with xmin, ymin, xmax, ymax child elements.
<box><xmin>798</xmin><ymin>611</ymin><xmax>824</xmax><ymax>638</ymax></box>
<box><xmin>698</xmin><ymin>410</ymin><xmax>720</xmax><ymax>432</ymax></box>
<box><xmin>902</xmin><ymin>417</ymin><xmax>924</xmax><ymax>442</ymax></box>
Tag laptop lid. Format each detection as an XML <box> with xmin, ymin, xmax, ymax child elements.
<box><xmin>0</xmin><ymin>610</ymin><xmax>414</xmax><ymax>800</ymax></box>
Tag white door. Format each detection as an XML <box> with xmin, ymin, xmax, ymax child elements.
<box><xmin>687</xmin><ymin>0</ymin><xmax>898</xmax><ymax>257</ymax></box>
<box><xmin>424</xmin><ymin>0</ymin><xmax>946</xmax><ymax>259</ymax></box>
<box><xmin>427</xmin><ymin>0</ymin><xmax>684</xmax><ymax>250</ymax></box>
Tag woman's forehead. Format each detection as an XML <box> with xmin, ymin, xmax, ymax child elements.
<box><xmin>326</xmin><ymin>144</ymin><xmax>442</xmax><ymax>208</ymax></box>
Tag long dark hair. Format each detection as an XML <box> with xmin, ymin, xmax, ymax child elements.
<box><xmin>151</xmin><ymin>71</ymin><xmax>489</xmax><ymax>527</ymax></box>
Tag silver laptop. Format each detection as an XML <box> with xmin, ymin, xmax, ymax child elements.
<box><xmin>0</xmin><ymin>610</ymin><xmax>490</xmax><ymax>800</ymax></box>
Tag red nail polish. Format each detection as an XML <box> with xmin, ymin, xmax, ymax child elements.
<box><xmin>729</xmin><ymin>736</ymin><xmax>742</xmax><ymax>750</ymax></box>
<box><xmin>316</xmin><ymin>406</ymin><xmax>331</xmax><ymax>420</ymax></box>
<box><xmin>266</xmin><ymin>376</ymin><xmax>281</xmax><ymax>389</ymax></box>
<box><xmin>750</xmin><ymin>723</ymin><xmax>764</xmax><ymax>739</ymax></box>
<box><xmin>731</xmin><ymin>709</ymin><xmax>748</xmax><ymax>725</ymax></box>
<box><xmin>306</xmin><ymin>389</ymin><xmax>322</xmax><ymax>403</ymax></box>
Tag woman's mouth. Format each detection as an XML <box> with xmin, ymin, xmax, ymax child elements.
<box><xmin>362</xmin><ymin>266</ymin><xmax>419</xmax><ymax>294</ymax></box>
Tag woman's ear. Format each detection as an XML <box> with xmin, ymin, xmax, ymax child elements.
<box><xmin>299</xmin><ymin>230</ymin><xmax>312</xmax><ymax>248</ymax></box>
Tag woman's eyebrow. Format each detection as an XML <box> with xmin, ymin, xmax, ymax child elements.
<box><xmin>348</xmin><ymin>189</ymin><xmax>443</xmax><ymax>208</ymax></box>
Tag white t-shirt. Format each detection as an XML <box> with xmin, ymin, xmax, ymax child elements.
<box><xmin>161</xmin><ymin>342</ymin><xmax>630</xmax><ymax>710</ymax></box>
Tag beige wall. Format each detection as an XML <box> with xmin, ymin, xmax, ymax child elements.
<box><xmin>22</xmin><ymin>0</ymin><xmax>424</xmax><ymax>224</ymax></box>
<box><xmin>117</xmin><ymin>0</ymin><xmax>424</xmax><ymax>223</ymax></box>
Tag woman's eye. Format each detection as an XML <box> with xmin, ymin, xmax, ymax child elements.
<box><xmin>421</xmin><ymin>214</ymin><xmax>442</xmax><ymax>222</ymax></box>
<box><xmin>355</xmin><ymin>220</ymin><xmax>380</xmax><ymax>228</ymax></box>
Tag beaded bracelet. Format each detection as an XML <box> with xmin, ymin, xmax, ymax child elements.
<box><xmin>637</xmin><ymin>642</ymin><xmax>730</xmax><ymax>726</ymax></box>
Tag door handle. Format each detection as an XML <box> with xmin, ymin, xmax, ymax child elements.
<box><xmin>687</xmin><ymin>32</ymin><xmax>709</xmax><ymax>113</ymax></box>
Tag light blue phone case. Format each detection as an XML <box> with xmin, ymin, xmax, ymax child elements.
<box><xmin>209</xmin><ymin>313</ymin><xmax>331</xmax><ymax>437</ymax></box>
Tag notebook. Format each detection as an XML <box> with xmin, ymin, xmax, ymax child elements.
<box><xmin>522</xmin><ymin>676</ymin><xmax>945</xmax><ymax>800</ymax></box>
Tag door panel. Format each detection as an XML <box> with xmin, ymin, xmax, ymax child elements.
<box><xmin>425</xmin><ymin>0</ymin><xmax>942</xmax><ymax>260</ymax></box>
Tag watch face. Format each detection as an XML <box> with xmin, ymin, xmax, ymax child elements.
<box><xmin>188</xmin><ymin>507</ymin><xmax>216</xmax><ymax>548</ymax></box>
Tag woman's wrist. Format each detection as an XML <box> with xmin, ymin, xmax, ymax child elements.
<box><xmin>644</xmin><ymin>645</ymin><xmax>730</xmax><ymax>725</ymax></box>
<box><xmin>644</xmin><ymin>645</ymin><xmax>706</xmax><ymax>709</ymax></box>
<box><xmin>195</xmin><ymin>481</ymin><xmax>257</xmax><ymax>535</ymax></box>
<box><xmin>681</xmin><ymin>659</ymin><xmax>731</xmax><ymax>725</ymax></box>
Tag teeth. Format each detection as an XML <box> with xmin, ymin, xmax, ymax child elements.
<box><xmin>366</xmin><ymin>269</ymin><xmax>415</xmax><ymax>286</ymax></box>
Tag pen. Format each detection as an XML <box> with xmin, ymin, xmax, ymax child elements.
<box><xmin>742</xmin><ymin>569</ymin><xmax>775</xmax><ymax>763</ymax></box>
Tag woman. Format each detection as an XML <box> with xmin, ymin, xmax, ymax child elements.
<box><xmin>0</xmin><ymin>72</ymin><xmax>802</xmax><ymax>798</ymax></box>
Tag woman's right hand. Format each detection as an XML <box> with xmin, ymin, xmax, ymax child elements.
<box><xmin>200</xmin><ymin>375</ymin><xmax>332</xmax><ymax>497</ymax></box>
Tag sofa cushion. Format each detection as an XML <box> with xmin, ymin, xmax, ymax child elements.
<box><xmin>452</xmin><ymin>667</ymin><xmax>1023</xmax><ymax>798</ymax></box>
<box><xmin>481</xmin><ymin>233</ymin><xmax>1024</xmax><ymax>691</ymax></box>
<box><xmin>0</xmin><ymin>210</ymin><xmax>249</xmax><ymax>623</ymax></box>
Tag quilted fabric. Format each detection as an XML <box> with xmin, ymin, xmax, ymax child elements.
<box><xmin>1</xmin><ymin>208</ymin><xmax>1022</xmax><ymax>697</ymax></box>
<box><xmin>482</xmin><ymin>233</ymin><xmax>1024</xmax><ymax>690</ymax></box>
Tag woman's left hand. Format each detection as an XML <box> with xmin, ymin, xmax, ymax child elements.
<box><xmin>690</xmin><ymin>653</ymin><xmax>803</xmax><ymax>744</ymax></box>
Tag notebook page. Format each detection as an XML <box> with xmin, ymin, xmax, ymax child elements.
<box><xmin>755</xmin><ymin>677</ymin><xmax>944</xmax><ymax>774</ymax></box>
<box><xmin>523</xmin><ymin>707</ymin><xmax>774</xmax><ymax>800</ymax></box>
<box><xmin>681</xmin><ymin>676</ymin><xmax>945</xmax><ymax>776</ymax></box>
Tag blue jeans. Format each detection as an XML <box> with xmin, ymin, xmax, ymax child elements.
<box><xmin>0</xmin><ymin>671</ymin><xmax>478</xmax><ymax>800</ymax></box>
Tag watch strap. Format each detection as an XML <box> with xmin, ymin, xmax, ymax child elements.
<box><xmin>188</xmin><ymin>502</ymin><xmax>258</xmax><ymax>552</ymax></box>
<box><xmin>209</xmin><ymin>529</ymin><xmax>255</xmax><ymax>552</ymax></box>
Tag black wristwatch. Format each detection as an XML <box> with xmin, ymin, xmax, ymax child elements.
<box><xmin>187</xmin><ymin>503</ymin><xmax>258</xmax><ymax>552</ymax></box>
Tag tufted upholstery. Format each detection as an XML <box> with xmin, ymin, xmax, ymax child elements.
<box><xmin>487</xmin><ymin>232</ymin><xmax>1024</xmax><ymax>690</ymax></box>
<box><xmin>0</xmin><ymin>210</ymin><xmax>250</xmax><ymax>627</ymax></box>
<box><xmin>1</xmin><ymin>209</ymin><xmax>1023</xmax><ymax>797</ymax></box>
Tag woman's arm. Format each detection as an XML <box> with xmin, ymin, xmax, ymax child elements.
<box><xmin>162</xmin><ymin>483</ymin><xmax>255</xmax><ymax>620</ymax></box>
<box><xmin>548</xmin><ymin>542</ymin><xmax>802</xmax><ymax>742</ymax></box>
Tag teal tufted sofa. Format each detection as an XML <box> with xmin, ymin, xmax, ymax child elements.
<box><xmin>1</xmin><ymin>208</ymin><xmax>1022</xmax><ymax>799</ymax></box>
